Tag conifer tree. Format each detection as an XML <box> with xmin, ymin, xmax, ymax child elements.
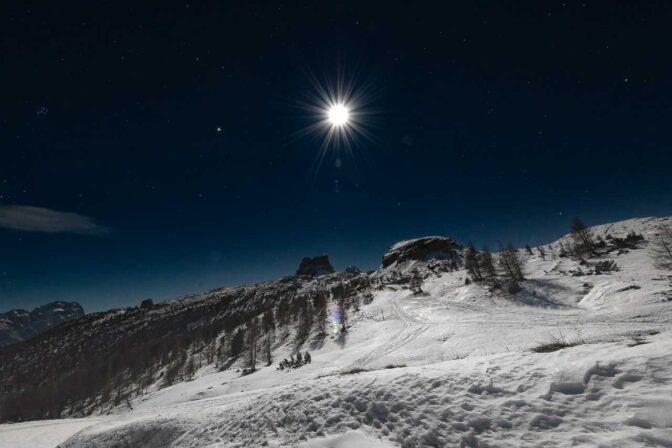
<box><xmin>184</xmin><ymin>356</ymin><xmax>196</xmax><ymax>380</ymax></box>
<box><xmin>262</xmin><ymin>310</ymin><xmax>275</xmax><ymax>334</ymax></box>
<box><xmin>261</xmin><ymin>310</ymin><xmax>275</xmax><ymax>365</ymax></box>
<box><xmin>338</xmin><ymin>297</ymin><xmax>348</xmax><ymax>333</ymax></box>
<box><xmin>498</xmin><ymin>242</ymin><xmax>525</xmax><ymax>292</ymax></box>
<box><xmin>245</xmin><ymin>317</ymin><xmax>260</xmax><ymax>372</ymax></box>
<box><xmin>478</xmin><ymin>245</ymin><xmax>497</xmax><ymax>282</ymax></box>
<box><xmin>653</xmin><ymin>225</ymin><xmax>672</xmax><ymax>270</ymax></box>
<box><xmin>312</xmin><ymin>291</ymin><xmax>329</xmax><ymax>337</ymax></box>
<box><xmin>506</xmin><ymin>243</ymin><xmax>525</xmax><ymax>280</ymax></box>
<box><xmin>229</xmin><ymin>328</ymin><xmax>244</xmax><ymax>358</ymax></box>
<box><xmin>296</xmin><ymin>301</ymin><xmax>313</xmax><ymax>344</ymax></box>
<box><xmin>570</xmin><ymin>218</ymin><xmax>595</xmax><ymax>256</ymax></box>
<box><xmin>276</xmin><ymin>301</ymin><xmax>291</xmax><ymax>338</ymax></box>
<box><xmin>498</xmin><ymin>242</ymin><xmax>515</xmax><ymax>280</ymax></box>
<box><xmin>216</xmin><ymin>333</ymin><xmax>227</xmax><ymax>369</ymax></box>
<box><xmin>263</xmin><ymin>333</ymin><xmax>273</xmax><ymax>366</ymax></box>
<box><xmin>464</xmin><ymin>242</ymin><xmax>482</xmax><ymax>282</ymax></box>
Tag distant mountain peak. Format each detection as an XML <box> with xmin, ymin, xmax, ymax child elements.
<box><xmin>0</xmin><ymin>301</ymin><xmax>84</xmax><ymax>347</ymax></box>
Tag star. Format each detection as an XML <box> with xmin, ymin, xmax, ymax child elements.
<box><xmin>216</xmin><ymin>127</ymin><xmax>222</xmax><ymax>132</ymax></box>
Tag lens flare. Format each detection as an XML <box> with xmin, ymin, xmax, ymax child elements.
<box><xmin>330</xmin><ymin>306</ymin><xmax>344</xmax><ymax>334</ymax></box>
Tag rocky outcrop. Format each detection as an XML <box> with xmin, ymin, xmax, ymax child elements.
<box><xmin>0</xmin><ymin>301</ymin><xmax>84</xmax><ymax>347</ymax></box>
<box><xmin>382</xmin><ymin>236</ymin><xmax>462</xmax><ymax>268</ymax></box>
<box><xmin>345</xmin><ymin>265</ymin><xmax>361</xmax><ymax>274</ymax></box>
<box><xmin>296</xmin><ymin>255</ymin><xmax>335</xmax><ymax>277</ymax></box>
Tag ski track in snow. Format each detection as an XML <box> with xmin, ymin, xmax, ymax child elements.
<box><xmin>349</xmin><ymin>295</ymin><xmax>430</xmax><ymax>369</ymax></box>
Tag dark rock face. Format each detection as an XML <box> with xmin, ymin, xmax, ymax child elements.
<box><xmin>382</xmin><ymin>237</ymin><xmax>463</xmax><ymax>268</ymax></box>
<box><xmin>0</xmin><ymin>301</ymin><xmax>84</xmax><ymax>347</ymax></box>
<box><xmin>296</xmin><ymin>255</ymin><xmax>335</xmax><ymax>277</ymax></box>
<box><xmin>140</xmin><ymin>299</ymin><xmax>154</xmax><ymax>310</ymax></box>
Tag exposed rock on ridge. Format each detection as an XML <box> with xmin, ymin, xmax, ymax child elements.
<box><xmin>382</xmin><ymin>236</ymin><xmax>463</xmax><ymax>268</ymax></box>
<box><xmin>296</xmin><ymin>255</ymin><xmax>335</xmax><ymax>277</ymax></box>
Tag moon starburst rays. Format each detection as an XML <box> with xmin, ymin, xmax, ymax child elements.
<box><xmin>292</xmin><ymin>70</ymin><xmax>377</xmax><ymax>179</ymax></box>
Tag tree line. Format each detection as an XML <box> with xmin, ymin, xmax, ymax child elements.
<box><xmin>0</xmin><ymin>276</ymin><xmax>367</xmax><ymax>422</ymax></box>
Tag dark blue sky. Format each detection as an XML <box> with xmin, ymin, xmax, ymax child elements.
<box><xmin>2</xmin><ymin>1</ymin><xmax>671</xmax><ymax>312</ymax></box>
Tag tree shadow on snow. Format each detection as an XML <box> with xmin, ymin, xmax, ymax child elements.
<box><xmin>335</xmin><ymin>331</ymin><xmax>348</xmax><ymax>348</ymax></box>
<box><xmin>310</xmin><ymin>336</ymin><xmax>326</xmax><ymax>351</ymax></box>
<box><xmin>508</xmin><ymin>284</ymin><xmax>574</xmax><ymax>309</ymax></box>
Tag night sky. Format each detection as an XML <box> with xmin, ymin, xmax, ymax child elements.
<box><xmin>2</xmin><ymin>1</ymin><xmax>671</xmax><ymax>312</ymax></box>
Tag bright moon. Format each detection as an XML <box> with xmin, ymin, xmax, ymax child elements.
<box><xmin>327</xmin><ymin>103</ymin><xmax>350</xmax><ymax>127</ymax></box>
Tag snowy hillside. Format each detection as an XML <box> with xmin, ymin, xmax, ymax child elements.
<box><xmin>1</xmin><ymin>217</ymin><xmax>671</xmax><ymax>447</ymax></box>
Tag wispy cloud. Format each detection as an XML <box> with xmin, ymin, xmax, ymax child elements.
<box><xmin>0</xmin><ymin>205</ymin><xmax>111</xmax><ymax>235</ymax></box>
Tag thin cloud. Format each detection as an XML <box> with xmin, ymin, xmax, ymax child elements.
<box><xmin>0</xmin><ymin>205</ymin><xmax>111</xmax><ymax>235</ymax></box>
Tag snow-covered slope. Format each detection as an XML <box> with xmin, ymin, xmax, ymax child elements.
<box><xmin>1</xmin><ymin>217</ymin><xmax>671</xmax><ymax>447</ymax></box>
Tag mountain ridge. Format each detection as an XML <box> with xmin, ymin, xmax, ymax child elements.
<box><xmin>0</xmin><ymin>301</ymin><xmax>84</xmax><ymax>347</ymax></box>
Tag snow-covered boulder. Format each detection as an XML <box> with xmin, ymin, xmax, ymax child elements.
<box><xmin>381</xmin><ymin>236</ymin><xmax>462</xmax><ymax>268</ymax></box>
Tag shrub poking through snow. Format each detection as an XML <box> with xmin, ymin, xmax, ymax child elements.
<box><xmin>277</xmin><ymin>351</ymin><xmax>311</xmax><ymax>371</ymax></box>
<box><xmin>383</xmin><ymin>364</ymin><xmax>406</xmax><ymax>369</ymax></box>
<box><xmin>570</xmin><ymin>260</ymin><xmax>619</xmax><ymax>276</ymax></box>
<box><xmin>532</xmin><ymin>332</ymin><xmax>585</xmax><ymax>353</ymax></box>
<box><xmin>409</xmin><ymin>269</ymin><xmax>424</xmax><ymax>294</ymax></box>
<box><xmin>607</xmin><ymin>231</ymin><xmax>645</xmax><ymax>251</ymax></box>
<box><xmin>339</xmin><ymin>368</ymin><xmax>369</xmax><ymax>375</ymax></box>
<box><xmin>594</xmin><ymin>260</ymin><xmax>619</xmax><ymax>274</ymax></box>
<box><xmin>627</xmin><ymin>334</ymin><xmax>649</xmax><ymax>347</ymax></box>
